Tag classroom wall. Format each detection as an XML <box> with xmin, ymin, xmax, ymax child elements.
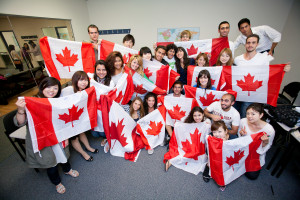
<box><xmin>0</xmin><ymin>0</ymin><xmax>90</xmax><ymax>42</ymax></box>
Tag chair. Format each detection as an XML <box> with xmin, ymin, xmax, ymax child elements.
<box><xmin>3</xmin><ymin>110</ymin><xmax>26</xmax><ymax>161</ymax></box>
<box><xmin>277</xmin><ymin>82</ymin><xmax>300</xmax><ymax>105</ymax></box>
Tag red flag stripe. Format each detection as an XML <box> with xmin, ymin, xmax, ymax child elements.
<box><xmin>163</xmin><ymin>129</ymin><xmax>180</xmax><ymax>163</ymax></box>
<box><xmin>100</xmin><ymin>40</ymin><xmax>115</xmax><ymax>60</ymax></box>
<box><xmin>86</xmin><ymin>87</ymin><xmax>97</xmax><ymax>128</ymax></box>
<box><xmin>187</xmin><ymin>65</ymin><xmax>196</xmax><ymax>86</ymax></box>
<box><xmin>81</xmin><ymin>42</ymin><xmax>96</xmax><ymax>73</ymax></box>
<box><xmin>156</xmin><ymin>65</ymin><xmax>170</xmax><ymax>91</ymax></box>
<box><xmin>210</xmin><ymin>37</ymin><xmax>230</xmax><ymax>66</ymax></box>
<box><xmin>39</xmin><ymin>37</ymin><xmax>61</xmax><ymax>80</ymax></box>
<box><xmin>136</xmin><ymin>124</ymin><xmax>151</xmax><ymax>150</ymax></box>
<box><xmin>267</xmin><ymin>64</ymin><xmax>285</xmax><ymax>107</ymax></box>
<box><xmin>245</xmin><ymin>132</ymin><xmax>264</xmax><ymax>172</ymax></box>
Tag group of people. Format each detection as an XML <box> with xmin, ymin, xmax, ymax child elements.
<box><xmin>14</xmin><ymin>18</ymin><xmax>290</xmax><ymax>194</ymax></box>
<box><xmin>8</xmin><ymin>40</ymin><xmax>44</xmax><ymax>72</ymax></box>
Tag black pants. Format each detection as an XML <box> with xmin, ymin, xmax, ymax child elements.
<box><xmin>245</xmin><ymin>170</ymin><xmax>261</xmax><ymax>180</ymax></box>
<box><xmin>47</xmin><ymin>162</ymin><xmax>71</xmax><ymax>185</ymax></box>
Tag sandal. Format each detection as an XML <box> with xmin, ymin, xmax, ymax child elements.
<box><xmin>101</xmin><ymin>139</ymin><xmax>107</xmax><ymax>146</ymax></box>
<box><xmin>82</xmin><ymin>155</ymin><xmax>93</xmax><ymax>162</ymax></box>
<box><xmin>87</xmin><ymin>148</ymin><xmax>99</xmax><ymax>154</ymax></box>
<box><xmin>165</xmin><ymin>160</ymin><xmax>172</xmax><ymax>172</ymax></box>
<box><xmin>56</xmin><ymin>183</ymin><xmax>66</xmax><ymax>194</ymax></box>
<box><xmin>65</xmin><ymin>169</ymin><xmax>79</xmax><ymax>178</ymax></box>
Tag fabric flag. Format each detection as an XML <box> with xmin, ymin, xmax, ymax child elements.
<box><xmin>187</xmin><ymin>66</ymin><xmax>223</xmax><ymax>89</ymax></box>
<box><xmin>163</xmin><ymin>122</ymin><xmax>210</xmax><ymax>175</ymax></box>
<box><xmin>157</xmin><ymin>37</ymin><xmax>229</xmax><ymax>65</ymax></box>
<box><xmin>136</xmin><ymin>105</ymin><xmax>166</xmax><ymax>150</ymax></box>
<box><xmin>107</xmin><ymin>73</ymin><xmax>134</xmax><ymax>105</ymax></box>
<box><xmin>219</xmin><ymin>65</ymin><xmax>285</xmax><ymax>106</ymax></box>
<box><xmin>24</xmin><ymin>87</ymin><xmax>97</xmax><ymax>153</ymax></box>
<box><xmin>184</xmin><ymin>85</ymin><xmax>228</xmax><ymax>109</ymax></box>
<box><xmin>143</xmin><ymin>59</ymin><xmax>180</xmax><ymax>91</ymax></box>
<box><xmin>99</xmin><ymin>39</ymin><xmax>138</xmax><ymax>63</ymax></box>
<box><xmin>40</xmin><ymin>36</ymin><xmax>95</xmax><ymax>80</ymax></box>
<box><xmin>100</xmin><ymin>95</ymin><xmax>145</xmax><ymax>162</ymax></box>
<box><xmin>159</xmin><ymin>96</ymin><xmax>199</xmax><ymax>126</ymax></box>
<box><xmin>207</xmin><ymin>132</ymin><xmax>264</xmax><ymax>186</ymax></box>
<box><xmin>89</xmin><ymin>78</ymin><xmax>114</xmax><ymax>132</ymax></box>
<box><xmin>124</xmin><ymin>67</ymin><xmax>167</xmax><ymax>100</ymax></box>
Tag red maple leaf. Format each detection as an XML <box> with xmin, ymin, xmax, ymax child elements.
<box><xmin>199</xmin><ymin>92</ymin><xmax>220</xmax><ymax>106</ymax></box>
<box><xmin>55</xmin><ymin>47</ymin><xmax>79</xmax><ymax>72</ymax></box>
<box><xmin>187</xmin><ymin>44</ymin><xmax>198</xmax><ymax>56</ymax></box>
<box><xmin>181</xmin><ymin>128</ymin><xmax>205</xmax><ymax>160</ymax></box>
<box><xmin>168</xmin><ymin>105</ymin><xmax>186</xmax><ymax>120</ymax></box>
<box><xmin>225</xmin><ymin>150</ymin><xmax>245</xmax><ymax>170</ymax></box>
<box><xmin>146</xmin><ymin>121</ymin><xmax>163</xmax><ymax>136</ymax></box>
<box><xmin>134</xmin><ymin>84</ymin><xmax>147</xmax><ymax>94</ymax></box>
<box><xmin>109</xmin><ymin>118</ymin><xmax>128</xmax><ymax>148</ymax></box>
<box><xmin>58</xmin><ymin>104</ymin><xmax>84</xmax><ymax>127</ymax></box>
<box><xmin>236</xmin><ymin>73</ymin><xmax>263</xmax><ymax>96</ymax></box>
<box><xmin>144</xmin><ymin>67</ymin><xmax>153</xmax><ymax>78</ymax></box>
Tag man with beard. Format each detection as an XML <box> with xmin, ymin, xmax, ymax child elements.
<box><xmin>204</xmin><ymin>93</ymin><xmax>240</xmax><ymax>139</ymax></box>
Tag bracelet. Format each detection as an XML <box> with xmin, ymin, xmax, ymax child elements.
<box><xmin>17</xmin><ymin>111</ymin><xmax>25</xmax><ymax>115</ymax></box>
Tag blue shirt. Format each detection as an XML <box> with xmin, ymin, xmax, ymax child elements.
<box><xmin>193</xmin><ymin>84</ymin><xmax>216</xmax><ymax>90</ymax></box>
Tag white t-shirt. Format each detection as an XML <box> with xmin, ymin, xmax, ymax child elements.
<box><xmin>164</xmin><ymin>56</ymin><xmax>177</xmax><ymax>72</ymax></box>
<box><xmin>234</xmin><ymin>52</ymin><xmax>274</xmax><ymax>66</ymax></box>
<box><xmin>238</xmin><ymin>118</ymin><xmax>275</xmax><ymax>166</ymax></box>
<box><xmin>111</xmin><ymin>72</ymin><xmax>124</xmax><ymax>86</ymax></box>
<box><xmin>234</xmin><ymin>25</ymin><xmax>281</xmax><ymax>53</ymax></box>
<box><xmin>60</xmin><ymin>86</ymin><xmax>75</xmax><ymax>97</ymax></box>
<box><xmin>206</xmin><ymin>101</ymin><xmax>240</xmax><ymax>129</ymax></box>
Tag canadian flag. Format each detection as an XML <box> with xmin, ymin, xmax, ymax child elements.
<box><xmin>207</xmin><ymin>132</ymin><xmax>264</xmax><ymax>186</ymax></box>
<box><xmin>40</xmin><ymin>36</ymin><xmax>95</xmax><ymax>80</ymax></box>
<box><xmin>184</xmin><ymin>85</ymin><xmax>228</xmax><ymax>109</ymax></box>
<box><xmin>187</xmin><ymin>66</ymin><xmax>223</xmax><ymax>89</ymax></box>
<box><xmin>219</xmin><ymin>65</ymin><xmax>285</xmax><ymax>106</ymax></box>
<box><xmin>159</xmin><ymin>96</ymin><xmax>199</xmax><ymax>126</ymax></box>
<box><xmin>163</xmin><ymin>122</ymin><xmax>210</xmax><ymax>175</ymax></box>
<box><xmin>124</xmin><ymin>67</ymin><xmax>167</xmax><ymax>100</ymax></box>
<box><xmin>100</xmin><ymin>95</ymin><xmax>145</xmax><ymax>162</ymax></box>
<box><xmin>157</xmin><ymin>37</ymin><xmax>229</xmax><ymax>65</ymax></box>
<box><xmin>24</xmin><ymin>87</ymin><xmax>97</xmax><ymax>153</ymax></box>
<box><xmin>89</xmin><ymin>79</ymin><xmax>114</xmax><ymax>132</ymax></box>
<box><xmin>99</xmin><ymin>40</ymin><xmax>138</xmax><ymax>63</ymax></box>
<box><xmin>143</xmin><ymin>59</ymin><xmax>180</xmax><ymax>91</ymax></box>
<box><xmin>136</xmin><ymin>105</ymin><xmax>166</xmax><ymax>150</ymax></box>
<box><xmin>107</xmin><ymin>73</ymin><xmax>134</xmax><ymax>105</ymax></box>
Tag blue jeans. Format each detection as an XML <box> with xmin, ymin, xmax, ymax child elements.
<box><xmin>91</xmin><ymin>130</ymin><xmax>106</xmax><ymax>138</ymax></box>
<box><xmin>233</xmin><ymin>101</ymin><xmax>252</xmax><ymax>119</ymax></box>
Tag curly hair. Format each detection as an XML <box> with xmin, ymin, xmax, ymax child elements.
<box><xmin>105</xmin><ymin>51</ymin><xmax>124</xmax><ymax>75</ymax></box>
<box><xmin>93</xmin><ymin>60</ymin><xmax>112</xmax><ymax>86</ymax></box>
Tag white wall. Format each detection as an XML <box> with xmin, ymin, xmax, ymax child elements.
<box><xmin>0</xmin><ymin>0</ymin><xmax>90</xmax><ymax>41</ymax></box>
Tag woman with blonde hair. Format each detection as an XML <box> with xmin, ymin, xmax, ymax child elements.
<box><xmin>216</xmin><ymin>48</ymin><xmax>234</xmax><ymax>66</ymax></box>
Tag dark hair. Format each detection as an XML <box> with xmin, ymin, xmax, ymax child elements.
<box><xmin>123</xmin><ymin>34</ymin><xmax>135</xmax><ymax>46</ymax></box>
<box><xmin>28</xmin><ymin>40</ymin><xmax>36</xmax><ymax>48</ymax></box>
<box><xmin>246</xmin><ymin>103</ymin><xmax>264</xmax><ymax>114</ymax></box>
<box><xmin>166</xmin><ymin>44</ymin><xmax>178</xmax><ymax>54</ymax></box>
<box><xmin>72</xmin><ymin>71</ymin><xmax>90</xmax><ymax>93</ymax></box>
<box><xmin>195</xmin><ymin>53</ymin><xmax>209</xmax><ymax>66</ymax></box>
<box><xmin>23</xmin><ymin>43</ymin><xmax>29</xmax><ymax>50</ymax></box>
<box><xmin>143</xmin><ymin>92</ymin><xmax>158</xmax><ymax>115</ymax></box>
<box><xmin>175</xmin><ymin>47</ymin><xmax>190</xmax><ymax>73</ymax></box>
<box><xmin>211</xmin><ymin>121</ymin><xmax>228</xmax><ymax>132</ymax></box>
<box><xmin>218</xmin><ymin>21</ymin><xmax>230</xmax><ymax>30</ymax></box>
<box><xmin>223</xmin><ymin>93</ymin><xmax>235</xmax><ymax>102</ymax></box>
<box><xmin>105</xmin><ymin>51</ymin><xmax>124</xmax><ymax>75</ymax></box>
<box><xmin>139</xmin><ymin>47</ymin><xmax>152</xmax><ymax>56</ymax></box>
<box><xmin>8</xmin><ymin>45</ymin><xmax>15</xmax><ymax>53</ymax></box>
<box><xmin>238</xmin><ymin>18</ymin><xmax>251</xmax><ymax>29</ymax></box>
<box><xmin>93</xmin><ymin>60</ymin><xmax>112</xmax><ymax>86</ymax></box>
<box><xmin>172</xmin><ymin>80</ymin><xmax>183</xmax><ymax>89</ymax></box>
<box><xmin>246</xmin><ymin>34</ymin><xmax>260</xmax><ymax>43</ymax></box>
<box><xmin>38</xmin><ymin>77</ymin><xmax>61</xmax><ymax>98</ymax></box>
<box><xmin>196</xmin><ymin>70</ymin><xmax>212</xmax><ymax>89</ymax></box>
<box><xmin>87</xmin><ymin>24</ymin><xmax>99</xmax><ymax>33</ymax></box>
<box><xmin>155</xmin><ymin>45</ymin><xmax>166</xmax><ymax>52</ymax></box>
<box><xmin>184</xmin><ymin>107</ymin><xmax>204</xmax><ymax>123</ymax></box>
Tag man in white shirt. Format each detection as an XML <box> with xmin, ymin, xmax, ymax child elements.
<box><xmin>218</xmin><ymin>21</ymin><xmax>234</xmax><ymax>56</ymax></box>
<box><xmin>234</xmin><ymin>18</ymin><xmax>281</xmax><ymax>56</ymax></box>
<box><xmin>204</xmin><ymin>93</ymin><xmax>240</xmax><ymax>139</ymax></box>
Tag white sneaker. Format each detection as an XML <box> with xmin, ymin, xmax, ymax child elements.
<box><xmin>148</xmin><ymin>148</ymin><xmax>154</xmax><ymax>155</ymax></box>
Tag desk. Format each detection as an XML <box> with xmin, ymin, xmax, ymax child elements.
<box><xmin>9</xmin><ymin>126</ymin><xmax>26</xmax><ymax>161</ymax></box>
<box><xmin>264</xmin><ymin>109</ymin><xmax>299</xmax><ymax>178</ymax></box>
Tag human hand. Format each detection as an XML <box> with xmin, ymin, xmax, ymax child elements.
<box><xmin>284</xmin><ymin>62</ymin><xmax>291</xmax><ymax>72</ymax></box>
<box><xmin>16</xmin><ymin>98</ymin><xmax>26</xmax><ymax>112</ymax></box>
<box><xmin>239</xmin><ymin>126</ymin><xmax>247</xmax><ymax>136</ymax></box>
<box><xmin>268</xmin><ymin>50</ymin><xmax>273</xmax><ymax>56</ymax></box>
<box><xmin>211</xmin><ymin>115</ymin><xmax>222</xmax><ymax>121</ymax></box>
<box><xmin>261</xmin><ymin>132</ymin><xmax>269</xmax><ymax>147</ymax></box>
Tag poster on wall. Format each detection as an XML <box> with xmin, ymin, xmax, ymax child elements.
<box><xmin>157</xmin><ymin>27</ymin><xmax>200</xmax><ymax>42</ymax></box>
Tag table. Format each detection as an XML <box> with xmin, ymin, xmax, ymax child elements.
<box><xmin>264</xmin><ymin>109</ymin><xmax>299</xmax><ymax>178</ymax></box>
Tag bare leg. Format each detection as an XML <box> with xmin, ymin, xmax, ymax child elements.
<box><xmin>71</xmin><ymin>137</ymin><xmax>90</xmax><ymax>160</ymax></box>
<box><xmin>166</xmin><ymin>125</ymin><xmax>173</xmax><ymax>137</ymax></box>
<box><xmin>79</xmin><ymin>133</ymin><xmax>95</xmax><ymax>152</ymax></box>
